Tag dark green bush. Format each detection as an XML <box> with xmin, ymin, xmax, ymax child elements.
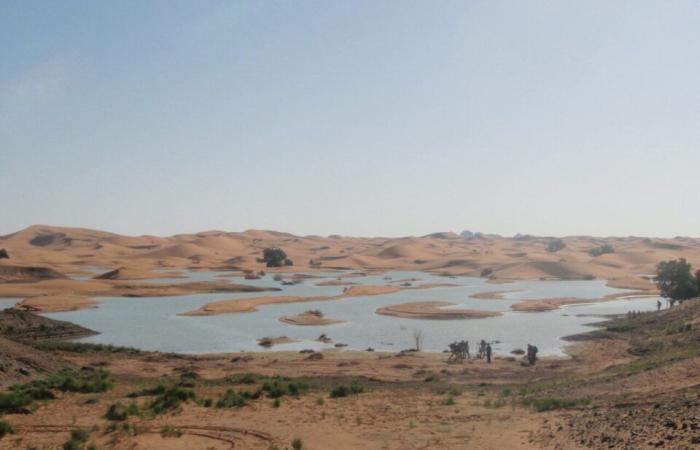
<box><xmin>0</xmin><ymin>420</ymin><xmax>13</xmax><ymax>437</ymax></box>
<box><xmin>330</xmin><ymin>382</ymin><xmax>363</xmax><ymax>398</ymax></box>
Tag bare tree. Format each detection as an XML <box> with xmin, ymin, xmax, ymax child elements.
<box><xmin>413</xmin><ymin>329</ymin><xmax>424</xmax><ymax>351</ymax></box>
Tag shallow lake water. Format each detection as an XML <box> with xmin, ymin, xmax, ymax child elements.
<box><xmin>41</xmin><ymin>271</ymin><xmax>661</xmax><ymax>356</ymax></box>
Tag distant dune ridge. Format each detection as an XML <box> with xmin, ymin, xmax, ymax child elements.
<box><xmin>0</xmin><ymin>225</ymin><xmax>693</xmax><ymax>291</ymax></box>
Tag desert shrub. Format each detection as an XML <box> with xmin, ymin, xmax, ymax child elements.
<box><xmin>292</xmin><ymin>438</ymin><xmax>303</xmax><ymax>450</ymax></box>
<box><xmin>589</xmin><ymin>244</ymin><xmax>614</xmax><ymax>257</ymax></box>
<box><xmin>105</xmin><ymin>403</ymin><xmax>128</xmax><ymax>421</ymax></box>
<box><xmin>215</xmin><ymin>390</ymin><xmax>249</xmax><ymax>409</ymax></box>
<box><xmin>48</xmin><ymin>368</ymin><xmax>113</xmax><ymax>393</ymax></box>
<box><xmin>0</xmin><ymin>420</ymin><xmax>13</xmax><ymax>437</ymax></box>
<box><xmin>480</xmin><ymin>268</ymin><xmax>493</xmax><ymax>277</ymax></box>
<box><xmin>160</xmin><ymin>425</ymin><xmax>183</xmax><ymax>437</ymax></box>
<box><xmin>261</xmin><ymin>380</ymin><xmax>308</xmax><ymax>399</ymax></box>
<box><xmin>226</xmin><ymin>373</ymin><xmax>258</xmax><ymax>384</ymax></box>
<box><xmin>127</xmin><ymin>383</ymin><xmax>167</xmax><ymax>398</ymax></box>
<box><xmin>547</xmin><ymin>239</ymin><xmax>566</xmax><ymax>253</ymax></box>
<box><xmin>148</xmin><ymin>385</ymin><xmax>195</xmax><ymax>415</ymax></box>
<box><xmin>62</xmin><ymin>429</ymin><xmax>89</xmax><ymax>450</ymax></box>
<box><xmin>330</xmin><ymin>382</ymin><xmax>363</xmax><ymax>398</ymax></box>
<box><xmin>34</xmin><ymin>341</ymin><xmax>141</xmax><ymax>354</ymax></box>
<box><xmin>523</xmin><ymin>397</ymin><xmax>588</xmax><ymax>412</ymax></box>
<box><xmin>0</xmin><ymin>391</ymin><xmax>32</xmax><ymax>414</ymax></box>
<box><xmin>443</xmin><ymin>396</ymin><xmax>456</xmax><ymax>405</ymax></box>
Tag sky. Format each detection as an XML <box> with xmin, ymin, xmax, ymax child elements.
<box><xmin>1</xmin><ymin>1</ymin><xmax>699</xmax><ymax>238</ymax></box>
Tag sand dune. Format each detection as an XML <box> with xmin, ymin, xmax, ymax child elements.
<box><xmin>2</xmin><ymin>225</ymin><xmax>697</xmax><ymax>292</ymax></box>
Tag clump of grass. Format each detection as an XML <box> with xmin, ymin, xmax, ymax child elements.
<box><xmin>522</xmin><ymin>397</ymin><xmax>589</xmax><ymax>412</ymax></box>
<box><xmin>316</xmin><ymin>397</ymin><xmax>324</xmax><ymax>406</ymax></box>
<box><xmin>47</xmin><ymin>368</ymin><xmax>113</xmax><ymax>393</ymax></box>
<box><xmin>0</xmin><ymin>420</ymin><xmax>14</xmax><ymax>438</ymax></box>
<box><xmin>160</xmin><ymin>425</ymin><xmax>183</xmax><ymax>438</ymax></box>
<box><xmin>329</xmin><ymin>382</ymin><xmax>363</xmax><ymax>398</ymax></box>
<box><xmin>262</xmin><ymin>380</ymin><xmax>309</xmax><ymax>399</ymax></box>
<box><xmin>292</xmin><ymin>437</ymin><xmax>304</xmax><ymax>450</ymax></box>
<box><xmin>35</xmin><ymin>341</ymin><xmax>141</xmax><ymax>355</ymax></box>
<box><xmin>273</xmin><ymin>398</ymin><xmax>281</xmax><ymax>408</ymax></box>
<box><xmin>225</xmin><ymin>373</ymin><xmax>258</xmax><ymax>384</ymax></box>
<box><xmin>501</xmin><ymin>388</ymin><xmax>512</xmax><ymax>397</ymax></box>
<box><xmin>62</xmin><ymin>429</ymin><xmax>89</xmax><ymax>450</ymax></box>
<box><xmin>215</xmin><ymin>389</ymin><xmax>254</xmax><ymax>409</ymax></box>
<box><xmin>443</xmin><ymin>396</ymin><xmax>456</xmax><ymax>406</ymax></box>
<box><xmin>105</xmin><ymin>402</ymin><xmax>140</xmax><ymax>421</ymax></box>
<box><xmin>148</xmin><ymin>385</ymin><xmax>195</xmax><ymax>415</ymax></box>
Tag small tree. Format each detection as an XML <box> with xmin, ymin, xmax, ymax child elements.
<box><xmin>589</xmin><ymin>244</ymin><xmax>614</xmax><ymax>257</ymax></box>
<box><xmin>547</xmin><ymin>239</ymin><xmax>566</xmax><ymax>253</ymax></box>
<box><xmin>262</xmin><ymin>248</ymin><xmax>292</xmax><ymax>267</ymax></box>
<box><xmin>654</xmin><ymin>258</ymin><xmax>699</xmax><ymax>307</ymax></box>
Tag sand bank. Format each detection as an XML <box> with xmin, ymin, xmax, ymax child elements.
<box><xmin>181</xmin><ymin>284</ymin><xmax>405</xmax><ymax>316</ymax></box>
<box><xmin>15</xmin><ymin>294</ymin><xmax>98</xmax><ymax>312</ymax></box>
<box><xmin>376</xmin><ymin>301</ymin><xmax>502</xmax><ymax>319</ymax></box>
<box><xmin>279</xmin><ymin>311</ymin><xmax>343</xmax><ymax>326</ymax></box>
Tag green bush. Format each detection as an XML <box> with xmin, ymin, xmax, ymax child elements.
<box><xmin>35</xmin><ymin>341</ymin><xmax>141</xmax><ymax>355</ymax></box>
<box><xmin>292</xmin><ymin>438</ymin><xmax>303</xmax><ymax>450</ymax></box>
<box><xmin>47</xmin><ymin>368</ymin><xmax>113</xmax><ymax>393</ymax></box>
<box><xmin>63</xmin><ymin>429</ymin><xmax>89</xmax><ymax>450</ymax></box>
<box><xmin>524</xmin><ymin>397</ymin><xmax>588</xmax><ymax>412</ymax></box>
<box><xmin>215</xmin><ymin>389</ymin><xmax>249</xmax><ymax>409</ymax></box>
<box><xmin>0</xmin><ymin>419</ymin><xmax>14</xmax><ymax>437</ymax></box>
<box><xmin>226</xmin><ymin>373</ymin><xmax>258</xmax><ymax>384</ymax></box>
<box><xmin>148</xmin><ymin>386</ymin><xmax>195</xmax><ymax>415</ymax></box>
<box><xmin>330</xmin><ymin>382</ymin><xmax>363</xmax><ymax>398</ymax></box>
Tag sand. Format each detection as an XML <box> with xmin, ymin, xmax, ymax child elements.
<box><xmin>279</xmin><ymin>311</ymin><xmax>344</xmax><ymax>326</ymax></box>
<box><xmin>376</xmin><ymin>301</ymin><xmax>502</xmax><ymax>319</ymax></box>
<box><xmin>15</xmin><ymin>294</ymin><xmax>98</xmax><ymax>312</ymax></box>
<box><xmin>471</xmin><ymin>290</ymin><xmax>522</xmax><ymax>299</ymax></box>
<box><xmin>182</xmin><ymin>285</ymin><xmax>408</xmax><ymax>316</ymax></box>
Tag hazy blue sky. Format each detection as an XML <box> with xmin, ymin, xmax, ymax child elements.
<box><xmin>2</xmin><ymin>1</ymin><xmax>699</xmax><ymax>237</ymax></box>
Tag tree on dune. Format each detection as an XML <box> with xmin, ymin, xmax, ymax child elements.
<box><xmin>262</xmin><ymin>247</ymin><xmax>293</xmax><ymax>267</ymax></box>
<box><xmin>547</xmin><ymin>239</ymin><xmax>566</xmax><ymax>253</ymax></box>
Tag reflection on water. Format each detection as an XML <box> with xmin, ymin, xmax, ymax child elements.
<box><xmin>43</xmin><ymin>271</ymin><xmax>660</xmax><ymax>356</ymax></box>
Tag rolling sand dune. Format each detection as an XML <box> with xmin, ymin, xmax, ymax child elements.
<box><xmin>3</xmin><ymin>225</ymin><xmax>698</xmax><ymax>299</ymax></box>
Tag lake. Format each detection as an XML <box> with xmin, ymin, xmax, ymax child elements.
<box><xmin>39</xmin><ymin>271</ymin><xmax>660</xmax><ymax>356</ymax></box>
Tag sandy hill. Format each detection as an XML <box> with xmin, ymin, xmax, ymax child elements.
<box><xmin>2</xmin><ymin>225</ymin><xmax>700</xmax><ymax>288</ymax></box>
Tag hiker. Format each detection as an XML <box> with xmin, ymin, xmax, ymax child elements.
<box><xmin>486</xmin><ymin>343</ymin><xmax>492</xmax><ymax>363</ymax></box>
<box><xmin>657</xmin><ymin>300</ymin><xmax>662</xmax><ymax>311</ymax></box>
<box><xmin>530</xmin><ymin>345</ymin><xmax>538</xmax><ymax>365</ymax></box>
<box><xmin>478</xmin><ymin>339</ymin><xmax>486</xmax><ymax>359</ymax></box>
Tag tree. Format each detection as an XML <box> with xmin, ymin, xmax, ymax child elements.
<box><xmin>589</xmin><ymin>244</ymin><xmax>614</xmax><ymax>257</ymax></box>
<box><xmin>654</xmin><ymin>258</ymin><xmax>699</xmax><ymax>307</ymax></box>
<box><xmin>0</xmin><ymin>249</ymin><xmax>8</xmax><ymax>259</ymax></box>
<box><xmin>262</xmin><ymin>247</ymin><xmax>292</xmax><ymax>267</ymax></box>
<box><xmin>547</xmin><ymin>239</ymin><xmax>566</xmax><ymax>253</ymax></box>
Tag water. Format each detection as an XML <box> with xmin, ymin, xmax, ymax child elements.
<box><xmin>42</xmin><ymin>271</ymin><xmax>660</xmax><ymax>356</ymax></box>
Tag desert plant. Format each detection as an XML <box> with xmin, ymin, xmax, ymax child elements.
<box><xmin>547</xmin><ymin>239</ymin><xmax>566</xmax><ymax>253</ymax></box>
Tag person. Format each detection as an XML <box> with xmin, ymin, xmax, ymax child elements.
<box><xmin>530</xmin><ymin>345</ymin><xmax>538</xmax><ymax>365</ymax></box>
<box><xmin>486</xmin><ymin>343</ymin><xmax>492</xmax><ymax>363</ymax></box>
<box><xmin>465</xmin><ymin>340</ymin><xmax>471</xmax><ymax>360</ymax></box>
<box><xmin>478</xmin><ymin>339</ymin><xmax>486</xmax><ymax>359</ymax></box>
<box><xmin>657</xmin><ymin>300</ymin><xmax>662</xmax><ymax>311</ymax></box>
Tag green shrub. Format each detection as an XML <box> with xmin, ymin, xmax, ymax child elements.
<box><xmin>35</xmin><ymin>341</ymin><xmax>141</xmax><ymax>355</ymax></box>
<box><xmin>47</xmin><ymin>368</ymin><xmax>113</xmax><ymax>393</ymax></box>
<box><xmin>215</xmin><ymin>390</ymin><xmax>248</xmax><ymax>409</ymax></box>
<box><xmin>0</xmin><ymin>420</ymin><xmax>14</xmax><ymax>437</ymax></box>
<box><xmin>148</xmin><ymin>386</ymin><xmax>195</xmax><ymax>415</ymax></box>
<box><xmin>0</xmin><ymin>391</ymin><xmax>32</xmax><ymax>414</ymax></box>
<box><xmin>330</xmin><ymin>382</ymin><xmax>363</xmax><ymax>398</ymax></box>
<box><xmin>62</xmin><ymin>429</ymin><xmax>89</xmax><ymax>450</ymax></box>
<box><xmin>524</xmin><ymin>397</ymin><xmax>587</xmax><ymax>412</ymax></box>
<box><xmin>226</xmin><ymin>373</ymin><xmax>258</xmax><ymax>384</ymax></box>
<box><xmin>105</xmin><ymin>403</ymin><xmax>128</xmax><ymax>421</ymax></box>
<box><xmin>292</xmin><ymin>438</ymin><xmax>303</xmax><ymax>450</ymax></box>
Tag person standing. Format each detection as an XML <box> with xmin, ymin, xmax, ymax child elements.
<box><xmin>486</xmin><ymin>343</ymin><xmax>492</xmax><ymax>363</ymax></box>
<box><xmin>657</xmin><ymin>300</ymin><xmax>662</xmax><ymax>311</ymax></box>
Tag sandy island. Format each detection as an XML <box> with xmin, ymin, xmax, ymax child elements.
<box><xmin>376</xmin><ymin>301</ymin><xmax>502</xmax><ymax>319</ymax></box>
<box><xmin>279</xmin><ymin>310</ymin><xmax>344</xmax><ymax>326</ymax></box>
<box><xmin>15</xmin><ymin>294</ymin><xmax>98</xmax><ymax>312</ymax></box>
